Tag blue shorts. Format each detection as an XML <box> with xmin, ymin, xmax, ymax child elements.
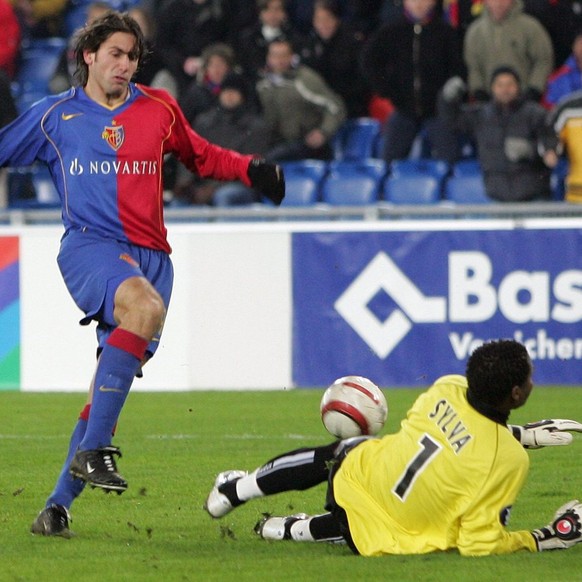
<box><xmin>57</xmin><ymin>227</ymin><xmax>174</xmax><ymax>357</ymax></box>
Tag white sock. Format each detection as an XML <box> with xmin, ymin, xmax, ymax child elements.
<box><xmin>235</xmin><ymin>470</ymin><xmax>264</xmax><ymax>502</ymax></box>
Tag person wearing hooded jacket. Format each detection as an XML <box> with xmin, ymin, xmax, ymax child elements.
<box><xmin>463</xmin><ymin>0</ymin><xmax>553</xmax><ymax>102</ymax></box>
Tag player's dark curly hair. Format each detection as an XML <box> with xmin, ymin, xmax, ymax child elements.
<box><xmin>466</xmin><ymin>340</ymin><xmax>531</xmax><ymax>406</ymax></box>
<box><xmin>72</xmin><ymin>10</ymin><xmax>146</xmax><ymax>87</ymax></box>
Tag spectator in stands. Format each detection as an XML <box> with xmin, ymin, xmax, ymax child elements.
<box><xmin>550</xmin><ymin>91</ymin><xmax>582</xmax><ymax>203</ymax></box>
<box><xmin>544</xmin><ymin>29</ymin><xmax>582</xmax><ymax>110</ymax></box>
<box><xmin>439</xmin><ymin>67</ymin><xmax>559</xmax><ymax>202</ymax></box>
<box><xmin>179</xmin><ymin>43</ymin><xmax>239</xmax><ymax>126</ymax></box>
<box><xmin>360</xmin><ymin>0</ymin><xmax>464</xmax><ymax>163</ymax></box>
<box><xmin>236</xmin><ymin>0</ymin><xmax>304</xmax><ymax>83</ymax></box>
<box><xmin>0</xmin><ymin>0</ymin><xmax>21</xmax><ymax>79</ymax></box>
<box><xmin>257</xmin><ymin>37</ymin><xmax>346</xmax><ymax>161</ymax></box>
<box><xmin>300</xmin><ymin>0</ymin><xmax>370</xmax><ymax>118</ymax></box>
<box><xmin>12</xmin><ymin>0</ymin><xmax>68</xmax><ymax>38</ymax></box>
<box><xmin>463</xmin><ymin>0</ymin><xmax>553</xmax><ymax>103</ymax></box>
<box><xmin>156</xmin><ymin>0</ymin><xmax>232</xmax><ymax>94</ymax></box>
<box><xmin>175</xmin><ymin>73</ymin><xmax>273</xmax><ymax>205</ymax></box>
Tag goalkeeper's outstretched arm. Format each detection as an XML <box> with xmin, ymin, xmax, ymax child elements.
<box><xmin>509</xmin><ymin>419</ymin><xmax>582</xmax><ymax>449</ymax></box>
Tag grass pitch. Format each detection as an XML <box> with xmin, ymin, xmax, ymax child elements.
<box><xmin>2</xmin><ymin>387</ymin><xmax>582</xmax><ymax>581</ymax></box>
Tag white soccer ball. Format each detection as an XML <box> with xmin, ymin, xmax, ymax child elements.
<box><xmin>320</xmin><ymin>376</ymin><xmax>388</xmax><ymax>439</ymax></box>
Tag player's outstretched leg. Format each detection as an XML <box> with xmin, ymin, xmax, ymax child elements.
<box><xmin>205</xmin><ymin>470</ymin><xmax>249</xmax><ymax>518</ymax></box>
<box><xmin>204</xmin><ymin>442</ymin><xmax>339</xmax><ymax>518</ymax></box>
<box><xmin>255</xmin><ymin>512</ymin><xmax>344</xmax><ymax>543</ymax></box>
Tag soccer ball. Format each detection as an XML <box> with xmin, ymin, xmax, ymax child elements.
<box><xmin>320</xmin><ymin>376</ymin><xmax>388</xmax><ymax>439</ymax></box>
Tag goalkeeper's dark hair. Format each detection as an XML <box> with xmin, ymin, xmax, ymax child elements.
<box><xmin>73</xmin><ymin>10</ymin><xmax>146</xmax><ymax>87</ymax></box>
<box><xmin>466</xmin><ymin>340</ymin><xmax>531</xmax><ymax>406</ymax></box>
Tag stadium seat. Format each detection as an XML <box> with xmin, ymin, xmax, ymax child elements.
<box><xmin>15</xmin><ymin>38</ymin><xmax>67</xmax><ymax>111</ymax></box>
<box><xmin>279</xmin><ymin>160</ymin><xmax>328</xmax><ymax>206</ymax></box>
<box><xmin>332</xmin><ymin>118</ymin><xmax>381</xmax><ymax>161</ymax></box>
<box><xmin>444</xmin><ymin>174</ymin><xmax>491</xmax><ymax>204</ymax></box>
<box><xmin>390</xmin><ymin>159</ymin><xmax>450</xmax><ymax>181</ymax></box>
<box><xmin>321</xmin><ymin>160</ymin><xmax>387</xmax><ymax>205</ymax></box>
<box><xmin>280</xmin><ymin>159</ymin><xmax>328</xmax><ymax>182</ymax></box>
<box><xmin>328</xmin><ymin>159</ymin><xmax>387</xmax><ymax>180</ymax></box>
<box><xmin>282</xmin><ymin>176</ymin><xmax>319</xmax><ymax>206</ymax></box>
<box><xmin>452</xmin><ymin>159</ymin><xmax>482</xmax><ymax>176</ymax></box>
<box><xmin>384</xmin><ymin>175</ymin><xmax>441</xmax><ymax>204</ymax></box>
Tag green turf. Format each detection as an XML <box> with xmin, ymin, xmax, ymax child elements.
<box><xmin>2</xmin><ymin>387</ymin><xmax>582</xmax><ymax>581</ymax></box>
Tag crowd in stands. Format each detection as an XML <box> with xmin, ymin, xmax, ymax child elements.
<box><xmin>3</xmin><ymin>0</ymin><xmax>582</xmax><ymax>207</ymax></box>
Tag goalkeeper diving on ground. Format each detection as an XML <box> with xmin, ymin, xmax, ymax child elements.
<box><xmin>205</xmin><ymin>339</ymin><xmax>582</xmax><ymax>556</ymax></box>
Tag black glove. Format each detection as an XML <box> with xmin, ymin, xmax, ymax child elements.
<box><xmin>247</xmin><ymin>159</ymin><xmax>285</xmax><ymax>206</ymax></box>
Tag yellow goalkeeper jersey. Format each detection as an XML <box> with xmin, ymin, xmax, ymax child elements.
<box><xmin>333</xmin><ymin>375</ymin><xmax>537</xmax><ymax>556</ymax></box>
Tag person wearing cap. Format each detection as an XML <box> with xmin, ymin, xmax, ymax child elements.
<box><xmin>439</xmin><ymin>66</ymin><xmax>559</xmax><ymax>201</ymax></box>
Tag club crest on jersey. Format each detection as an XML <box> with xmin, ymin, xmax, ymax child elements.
<box><xmin>102</xmin><ymin>124</ymin><xmax>125</xmax><ymax>151</ymax></box>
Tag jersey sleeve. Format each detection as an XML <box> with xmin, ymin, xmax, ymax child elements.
<box><xmin>0</xmin><ymin>100</ymin><xmax>53</xmax><ymax>167</ymax></box>
<box><xmin>162</xmin><ymin>90</ymin><xmax>254</xmax><ymax>186</ymax></box>
<box><xmin>456</xmin><ymin>430</ymin><xmax>537</xmax><ymax>555</ymax></box>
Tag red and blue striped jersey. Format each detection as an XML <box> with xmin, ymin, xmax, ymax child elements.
<box><xmin>0</xmin><ymin>84</ymin><xmax>254</xmax><ymax>252</ymax></box>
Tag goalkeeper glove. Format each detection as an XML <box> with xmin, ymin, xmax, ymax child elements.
<box><xmin>509</xmin><ymin>419</ymin><xmax>582</xmax><ymax>449</ymax></box>
<box><xmin>532</xmin><ymin>500</ymin><xmax>582</xmax><ymax>551</ymax></box>
<box><xmin>247</xmin><ymin>159</ymin><xmax>285</xmax><ymax>205</ymax></box>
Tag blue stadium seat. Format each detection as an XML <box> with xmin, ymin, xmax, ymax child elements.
<box><xmin>328</xmin><ymin>159</ymin><xmax>387</xmax><ymax>180</ymax></box>
<box><xmin>384</xmin><ymin>175</ymin><xmax>441</xmax><ymax>204</ymax></box>
<box><xmin>390</xmin><ymin>159</ymin><xmax>450</xmax><ymax>181</ymax></box>
<box><xmin>15</xmin><ymin>38</ymin><xmax>67</xmax><ymax>111</ymax></box>
<box><xmin>332</xmin><ymin>118</ymin><xmax>381</xmax><ymax>161</ymax></box>
<box><xmin>444</xmin><ymin>174</ymin><xmax>491</xmax><ymax>204</ymax></box>
<box><xmin>452</xmin><ymin>159</ymin><xmax>482</xmax><ymax>176</ymax></box>
<box><xmin>279</xmin><ymin>160</ymin><xmax>328</xmax><ymax>206</ymax></box>
<box><xmin>281</xmin><ymin>176</ymin><xmax>319</xmax><ymax>206</ymax></box>
<box><xmin>280</xmin><ymin>159</ymin><xmax>328</xmax><ymax>181</ymax></box>
<box><xmin>321</xmin><ymin>160</ymin><xmax>386</xmax><ymax>205</ymax></box>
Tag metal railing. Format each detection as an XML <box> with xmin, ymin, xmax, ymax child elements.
<box><xmin>2</xmin><ymin>201</ymin><xmax>582</xmax><ymax>226</ymax></box>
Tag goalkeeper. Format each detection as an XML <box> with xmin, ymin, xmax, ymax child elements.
<box><xmin>205</xmin><ymin>339</ymin><xmax>582</xmax><ymax>556</ymax></box>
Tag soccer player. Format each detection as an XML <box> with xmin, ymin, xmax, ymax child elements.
<box><xmin>205</xmin><ymin>340</ymin><xmax>582</xmax><ymax>556</ymax></box>
<box><xmin>0</xmin><ymin>11</ymin><xmax>285</xmax><ymax>537</ymax></box>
